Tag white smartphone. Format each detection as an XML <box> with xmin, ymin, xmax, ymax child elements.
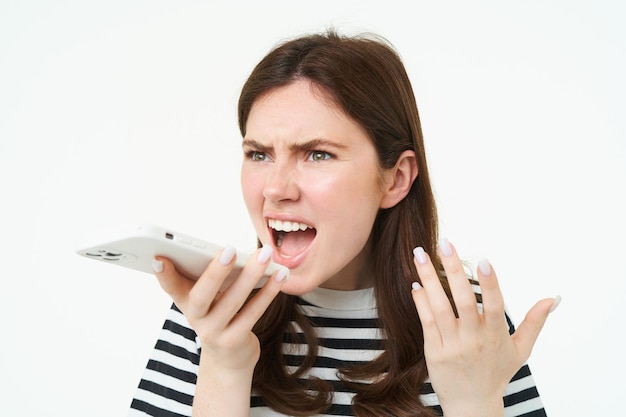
<box><xmin>76</xmin><ymin>224</ymin><xmax>283</xmax><ymax>288</ymax></box>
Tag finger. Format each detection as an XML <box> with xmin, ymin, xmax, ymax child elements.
<box><xmin>230</xmin><ymin>266</ymin><xmax>289</xmax><ymax>333</ymax></box>
<box><xmin>511</xmin><ymin>297</ymin><xmax>560</xmax><ymax>362</ymax></box>
<box><xmin>475</xmin><ymin>259</ymin><xmax>507</xmax><ymax>332</ymax></box>
<box><xmin>412</xmin><ymin>246</ymin><xmax>458</xmax><ymax>339</ymax></box>
<box><xmin>411</xmin><ymin>281</ymin><xmax>442</xmax><ymax>347</ymax></box>
<box><xmin>211</xmin><ymin>246</ymin><xmax>276</xmax><ymax>322</ymax></box>
<box><xmin>437</xmin><ymin>239</ymin><xmax>481</xmax><ymax>328</ymax></box>
<box><xmin>186</xmin><ymin>246</ymin><xmax>238</xmax><ymax>318</ymax></box>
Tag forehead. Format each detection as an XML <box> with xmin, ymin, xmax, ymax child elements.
<box><xmin>244</xmin><ymin>80</ymin><xmax>369</xmax><ymax>146</ymax></box>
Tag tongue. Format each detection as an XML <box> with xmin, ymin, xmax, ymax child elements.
<box><xmin>278</xmin><ymin>229</ymin><xmax>316</xmax><ymax>257</ymax></box>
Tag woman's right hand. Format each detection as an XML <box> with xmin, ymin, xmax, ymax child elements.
<box><xmin>151</xmin><ymin>245</ymin><xmax>288</xmax><ymax>373</ymax></box>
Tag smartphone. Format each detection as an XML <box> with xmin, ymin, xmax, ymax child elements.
<box><xmin>76</xmin><ymin>224</ymin><xmax>283</xmax><ymax>288</ymax></box>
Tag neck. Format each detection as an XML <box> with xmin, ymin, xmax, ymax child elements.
<box><xmin>319</xmin><ymin>239</ymin><xmax>375</xmax><ymax>290</ymax></box>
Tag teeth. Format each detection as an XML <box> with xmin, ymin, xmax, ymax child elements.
<box><xmin>268</xmin><ymin>219</ymin><xmax>312</xmax><ymax>232</ymax></box>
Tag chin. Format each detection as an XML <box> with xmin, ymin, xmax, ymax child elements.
<box><xmin>277</xmin><ymin>272</ymin><xmax>323</xmax><ymax>296</ymax></box>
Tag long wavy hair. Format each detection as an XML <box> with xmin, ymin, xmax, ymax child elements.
<box><xmin>238</xmin><ymin>30</ymin><xmax>448</xmax><ymax>417</ymax></box>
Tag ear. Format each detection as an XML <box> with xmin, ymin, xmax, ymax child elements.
<box><xmin>380</xmin><ymin>150</ymin><xmax>418</xmax><ymax>209</ymax></box>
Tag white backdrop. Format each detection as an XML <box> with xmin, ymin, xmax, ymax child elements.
<box><xmin>1</xmin><ymin>1</ymin><xmax>624</xmax><ymax>416</ymax></box>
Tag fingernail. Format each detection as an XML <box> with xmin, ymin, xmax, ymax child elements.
<box><xmin>478</xmin><ymin>259</ymin><xmax>492</xmax><ymax>276</ymax></box>
<box><xmin>412</xmin><ymin>281</ymin><xmax>422</xmax><ymax>291</ymax></box>
<box><xmin>275</xmin><ymin>267</ymin><xmax>289</xmax><ymax>283</ymax></box>
<box><xmin>257</xmin><ymin>245</ymin><xmax>273</xmax><ymax>263</ymax></box>
<box><xmin>549</xmin><ymin>295</ymin><xmax>562</xmax><ymax>313</ymax></box>
<box><xmin>219</xmin><ymin>245</ymin><xmax>236</xmax><ymax>266</ymax></box>
<box><xmin>413</xmin><ymin>247</ymin><xmax>427</xmax><ymax>265</ymax></box>
<box><xmin>152</xmin><ymin>258</ymin><xmax>163</xmax><ymax>273</ymax></box>
<box><xmin>439</xmin><ymin>238</ymin><xmax>453</xmax><ymax>257</ymax></box>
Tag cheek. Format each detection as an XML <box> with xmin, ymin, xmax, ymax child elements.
<box><xmin>241</xmin><ymin>173</ymin><xmax>270</xmax><ymax>242</ymax></box>
<box><xmin>241</xmin><ymin>170</ymin><xmax>264</xmax><ymax>213</ymax></box>
<box><xmin>310</xmin><ymin>171</ymin><xmax>383</xmax><ymax>223</ymax></box>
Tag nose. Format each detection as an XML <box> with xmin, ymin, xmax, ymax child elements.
<box><xmin>263</xmin><ymin>162</ymin><xmax>300</xmax><ymax>203</ymax></box>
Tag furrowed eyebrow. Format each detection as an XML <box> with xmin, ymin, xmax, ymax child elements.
<box><xmin>241</xmin><ymin>138</ymin><xmax>347</xmax><ymax>153</ymax></box>
<box><xmin>241</xmin><ymin>139</ymin><xmax>273</xmax><ymax>154</ymax></box>
<box><xmin>289</xmin><ymin>138</ymin><xmax>347</xmax><ymax>152</ymax></box>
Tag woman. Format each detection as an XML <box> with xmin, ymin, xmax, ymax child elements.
<box><xmin>129</xmin><ymin>30</ymin><xmax>559</xmax><ymax>417</ymax></box>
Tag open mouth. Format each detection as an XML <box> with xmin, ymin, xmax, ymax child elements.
<box><xmin>269</xmin><ymin>219</ymin><xmax>317</xmax><ymax>258</ymax></box>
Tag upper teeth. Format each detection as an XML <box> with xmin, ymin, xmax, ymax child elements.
<box><xmin>269</xmin><ymin>219</ymin><xmax>312</xmax><ymax>232</ymax></box>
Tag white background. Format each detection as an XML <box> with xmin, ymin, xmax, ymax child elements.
<box><xmin>1</xmin><ymin>1</ymin><xmax>624</xmax><ymax>416</ymax></box>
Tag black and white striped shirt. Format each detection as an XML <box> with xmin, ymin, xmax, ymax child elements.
<box><xmin>128</xmin><ymin>286</ymin><xmax>547</xmax><ymax>417</ymax></box>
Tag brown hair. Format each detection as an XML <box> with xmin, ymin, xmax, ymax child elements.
<box><xmin>239</xmin><ymin>30</ymin><xmax>447</xmax><ymax>417</ymax></box>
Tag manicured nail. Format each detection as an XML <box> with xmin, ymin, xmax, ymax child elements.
<box><xmin>152</xmin><ymin>258</ymin><xmax>163</xmax><ymax>273</ymax></box>
<box><xmin>549</xmin><ymin>295</ymin><xmax>562</xmax><ymax>313</ymax></box>
<box><xmin>275</xmin><ymin>267</ymin><xmax>289</xmax><ymax>283</ymax></box>
<box><xmin>219</xmin><ymin>245</ymin><xmax>236</xmax><ymax>266</ymax></box>
<box><xmin>257</xmin><ymin>245</ymin><xmax>273</xmax><ymax>263</ymax></box>
<box><xmin>412</xmin><ymin>281</ymin><xmax>422</xmax><ymax>291</ymax></box>
<box><xmin>439</xmin><ymin>238</ymin><xmax>453</xmax><ymax>257</ymax></box>
<box><xmin>413</xmin><ymin>247</ymin><xmax>427</xmax><ymax>265</ymax></box>
<box><xmin>478</xmin><ymin>259</ymin><xmax>492</xmax><ymax>276</ymax></box>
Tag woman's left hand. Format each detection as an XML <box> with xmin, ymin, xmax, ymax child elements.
<box><xmin>411</xmin><ymin>239</ymin><xmax>559</xmax><ymax>417</ymax></box>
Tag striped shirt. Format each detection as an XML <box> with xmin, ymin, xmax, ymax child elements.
<box><xmin>128</xmin><ymin>286</ymin><xmax>547</xmax><ymax>417</ymax></box>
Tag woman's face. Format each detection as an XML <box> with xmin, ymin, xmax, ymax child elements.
<box><xmin>241</xmin><ymin>80</ymin><xmax>391</xmax><ymax>294</ymax></box>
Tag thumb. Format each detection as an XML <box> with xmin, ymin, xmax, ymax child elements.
<box><xmin>511</xmin><ymin>296</ymin><xmax>561</xmax><ymax>361</ymax></box>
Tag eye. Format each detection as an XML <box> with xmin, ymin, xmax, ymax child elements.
<box><xmin>247</xmin><ymin>151</ymin><xmax>268</xmax><ymax>162</ymax></box>
<box><xmin>309</xmin><ymin>150</ymin><xmax>332</xmax><ymax>162</ymax></box>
